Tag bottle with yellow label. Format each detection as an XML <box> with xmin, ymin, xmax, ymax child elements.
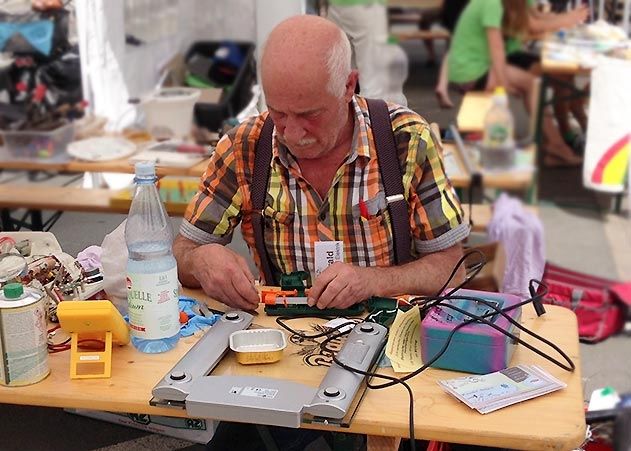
<box><xmin>482</xmin><ymin>86</ymin><xmax>516</xmax><ymax>170</ymax></box>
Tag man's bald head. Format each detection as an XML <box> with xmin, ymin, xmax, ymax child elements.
<box><xmin>261</xmin><ymin>15</ymin><xmax>352</xmax><ymax>97</ymax></box>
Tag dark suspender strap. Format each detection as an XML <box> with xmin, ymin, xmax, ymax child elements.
<box><xmin>252</xmin><ymin>114</ymin><xmax>278</xmax><ymax>285</ymax></box>
<box><xmin>366</xmin><ymin>98</ymin><xmax>412</xmax><ymax>265</ymax></box>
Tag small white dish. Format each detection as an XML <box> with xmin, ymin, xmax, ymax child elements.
<box><xmin>67</xmin><ymin>136</ymin><xmax>137</xmax><ymax>162</ymax></box>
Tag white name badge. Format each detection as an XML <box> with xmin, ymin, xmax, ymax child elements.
<box><xmin>314</xmin><ymin>241</ymin><xmax>344</xmax><ymax>276</ymax></box>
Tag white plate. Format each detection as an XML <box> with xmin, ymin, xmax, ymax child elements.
<box><xmin>67</xmin><ymin>136</ymin><xmax>137</xmax><ymax>162</ymax></box>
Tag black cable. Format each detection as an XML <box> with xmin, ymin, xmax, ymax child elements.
<box><xmin>468</xmin><ymin>173</ymin><xmax>483</xmax><ymax>228</ymax></box>
<box><xmin>417</xmin><ymin>294</ymin><xmax>575</xmax><ymax>372</ymax></box>
<box><xmin>275</xmin><ymin>258</ymin><xmax>574</xmax><ymax>449</ymax></box>
<box><xmin>324</xmin><ymin>282</ymin><xmax>572</xmax><ymax>448</ymax></box>
<box><xmin>361</xmin><ymin>281</ymin><xmax>573</xmax><ymax>388</ymax></box>
<box><xmin>316</xmin><ymin>288</ymin><xmax>573</xmax><ymax>451</ymax></box>
<box><xmin>275</xmin><ymin>316</ymin><xmax>414</xmax><ymax>445</ymax></box>
<box><xmin>325</xmin><ymin>281</ymin><xmax>573</xmax><ymax>390</ymax></box>
<box><xmin>433</xmin><ymin>248</ymin><xmax>486</xmax><ymax>297</ymax></box>
<box><xmin>275</xmin><ymin>316</ymin><xmax>358</xmax><ymax>339</ymax></box>
<box><xmin>318</xmin><ymin>330</ymin><xmax>416</xmax><ymax>449</ymax></box>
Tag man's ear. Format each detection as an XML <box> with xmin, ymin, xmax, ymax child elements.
<box><xmin>344</xmin><ymin>70</ymin><xmax>359</xmax><ymax>101</ymax></box>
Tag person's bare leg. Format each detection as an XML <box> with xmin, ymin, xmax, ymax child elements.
<box><xmin>503</xmin><ymin>66</ymin><xmax>582</xmax><ymax>166</ymax></box>
<box><xmin>552</xmin><ymin>76</ymin><xmax>588</xmax><ymax>134</ymax></box>
<box><xmin>550</xmin><ymin>75</ymin><xmax>588</xmax><ymax>156</ymax></box>
<box><xmin>434</xmin><ymin>52</ymin><xmax>454</xmax><ymax>108</ymax></box>
<box><xmin>422</xmin><ymin>38</ymin><xmax>437</xmax><ymax>67</ymax></box>
<box><xmin>551</xmin><ymin>77</ymin><xmax>573</xmax><ymax>138</ymax></box>
<box><xmin>541</xmin><ymin>114</ymin><xmax>582</xmax><ymax>166</ymax></box>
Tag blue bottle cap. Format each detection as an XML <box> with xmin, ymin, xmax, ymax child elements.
<box><xmin>135</xmin><ymin>161</ymin><xmax>156</xmax><ymax>178</ymax></box>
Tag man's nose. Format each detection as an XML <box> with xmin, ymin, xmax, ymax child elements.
<box><xmin>283</xmin><ymin>117</ymin><xmax>306</xmax><ymax>143</ymax></box>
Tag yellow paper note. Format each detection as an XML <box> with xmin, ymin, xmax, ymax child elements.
<box><xmin>385</xmin><ymin>306</ymin><xmax>422</xmax><ymax>373</ymax></box>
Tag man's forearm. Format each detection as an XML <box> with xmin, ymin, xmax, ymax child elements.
<box><xmin>366</xmin><ymin>244</ymin><xmax>465</xmax><ymax>297</ymax></box>
<box><xmin>172</xmin><ymin>234</ymin><xmax>202</xmax><ymax>288</ymax></box>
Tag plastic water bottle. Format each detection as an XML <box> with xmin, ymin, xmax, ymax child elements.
<box><xmin>125</xmin><ymin>161</ymin><xmax>180</xmax><ymax>353</ymax></box>
<box><xmin>481</xmin><ymin>86</ymin><xmax>515</xmax><ymax>170</ymax></box>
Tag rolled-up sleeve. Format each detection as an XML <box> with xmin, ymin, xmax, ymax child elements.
<box><xmin>406</xmin><ymin>124</ymin><xmax>470</xmax><ymax>254</ymax></box>
<box><xmin>180</xmin><ymin>133</ymin><xmax>243</xmax><ymax>245</ymax></box>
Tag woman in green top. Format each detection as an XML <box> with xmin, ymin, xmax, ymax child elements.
<box><xmin>448</xmin><ymin>0</ymin><xmax>530</xmax><ymax>91</ymax></box>
<box><xmin>448</xmin><ymin>0</ymin><xmax>583</xmax><ymax>166</ymax></box>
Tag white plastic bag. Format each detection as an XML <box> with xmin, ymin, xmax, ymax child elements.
<box><xmin>100</xmin><ymin>220</ymin><xmax>128</xmax><ymax>315</ymax></box>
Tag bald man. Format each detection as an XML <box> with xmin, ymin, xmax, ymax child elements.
<box><xmin>174</xmin><ymin>15</ymin><xmax>469</xmax><ymax>311</ymax></box>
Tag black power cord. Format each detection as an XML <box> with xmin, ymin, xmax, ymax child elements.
<box><xmin>276</xmin><ymin>251</ymin><xmax>575</xmax><ymax>451</ymax></box>
<box><xmin>318</xmin><ymin>282</ymin><xmax>574</xmax><ymax>450</ymax></box>
<box><xmin>276</xmin><ymin>250</ymin><xmax>482</xmax><ymax>450</ymax></box>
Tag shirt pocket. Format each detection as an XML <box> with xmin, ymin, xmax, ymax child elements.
<box><xmin>351</xmin><ymin>193</ymin><xmax>393</xmax><ymax>266</ymax></box>
<box><xmin>262</xmin><ymin>206</ymin><xmax>296</xmax><ymax>273</ymax></box>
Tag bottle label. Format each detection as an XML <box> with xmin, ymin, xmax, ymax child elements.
<box><xmin>485</xmin><ymin>124</ymin><xmax>510</xmax><ymax>147</ymax></box>
<box><xmin>127</xmin><ymin>267</ymin><xmax>180</xmax><ymax>340</ymax></box>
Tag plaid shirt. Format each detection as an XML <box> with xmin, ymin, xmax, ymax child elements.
<box><xmin>181</xmin><ymin>96</ymin><xmax>469</xmax><ymax>282</ymax></box>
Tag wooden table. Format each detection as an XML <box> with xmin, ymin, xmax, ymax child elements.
<box><xmin>541</xmin><ymin>46</ymin><xmax>592</xmax><ymax>77</ymax></box>
<box><xmin>443</xmin><ymin>142</ymin><xmax>537</xmax><ymax>193</ymax></box>
<box><xmin>0</xmin><ymin>156</ymin><xmax>211</xmax><ymax>177</ymax></box>
<box><xmin>0</xmin><ymin>156</ymin><xmax>207</xmax><ymax>230</ymax></box>
<box><xmin>0</xmin><ymin>288</ymin><xmax>585</xmax><ymax>450</ymax></box>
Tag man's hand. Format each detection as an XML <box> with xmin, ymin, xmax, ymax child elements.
<box><xmin>32</xmin><ymin>0</ymin><xmax>63</xmax><ymax>11</ymax></box>
<box><xmin>187</xmin><ymin>243</ymin><xmax>260</xmax><ymax>310</ymax></box>
<box><xmin>307</xmin><ymin>263</ymin><xmax>375</xmax><ymax>309</ymax></box>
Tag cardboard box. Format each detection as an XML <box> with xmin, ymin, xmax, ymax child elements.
<box><xmin>462</xmin><ymin>232</ymin><xmax>506</xmax><ymax>292</ymax></box>
<box><xmin>65</xmin><ymin>409</ymin><xmax>216</xmax><ymax>444</ymax></box>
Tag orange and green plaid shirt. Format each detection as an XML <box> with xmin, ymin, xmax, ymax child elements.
<box><xmin>181</xmin><ymin>96</ymin><xmax>468</xmax><ymax>282</ymax></box>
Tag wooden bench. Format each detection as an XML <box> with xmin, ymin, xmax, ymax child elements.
<box><xmin>390</xmin><ymin>28</ymin><xmax>450</xmax><ymax>42</ymax></box>
<box><xmin>387</xmin><ymin>0</ymin><xmax>449</xmax><ymax>42</ymax></box>
<box><xmin>0</xmin><ymin>184</ymin><xmax>187</xmax><ymax>231</ymax></box>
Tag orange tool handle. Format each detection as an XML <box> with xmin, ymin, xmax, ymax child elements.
<box><xmin>260</xmin><ymin>289</ymin><xmax>298</xmax><ymax>305</ymax></box>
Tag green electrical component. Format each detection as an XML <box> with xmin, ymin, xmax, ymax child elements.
<box><xmin>279</xmin><ymin>271</ymin><xmax>311</xmax><ymax>296</ymax></box>
<box><xmin>263</xmin><ymin>302</ymin><xmax>366</xmax><ymax>317</ymax></box>
<box><xmin>264</xmin><ymin>271</ymin><xmax>366</xmax><ymax>317</ymax></box>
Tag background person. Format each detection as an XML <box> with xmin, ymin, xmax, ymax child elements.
<box><xmin>447</xmin><ymin>0</ymin><xmax>583</xmax><ymax>166</ymax></box>
<box><xmin>325</xmin><ymin>0</ymin><xmax>400</xmax><ymax>102</ymax></box>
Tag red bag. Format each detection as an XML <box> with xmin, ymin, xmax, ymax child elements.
<box><xmin>541</xmin><ymin>263</ymin><xmax>631</xmax><ymax>343</ymax></box>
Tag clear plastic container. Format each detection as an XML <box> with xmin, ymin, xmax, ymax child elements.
<box><xmin>0</xmin><ymin>122</ymin><xmax>75</xmax><ymax>162</ymax></box>
<box><xmin>125</xmin><ymin>161</ymin><xmax>180</xmax><ymax>353</ymax></box>
<box><xmin>481</xmin><ymin>87</ymin><xmax>515</xmax><ymax>170</ymax></box>
<box><xmin>229</xmin><ymin>329</ymin><xmax>287</xmax><ymax>365</ymax></box>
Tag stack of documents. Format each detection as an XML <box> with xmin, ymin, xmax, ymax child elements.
<box><xmin>438</xmin><ymin>365</ymin><xmax>566</xmax><ymax>414</ymax></box>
